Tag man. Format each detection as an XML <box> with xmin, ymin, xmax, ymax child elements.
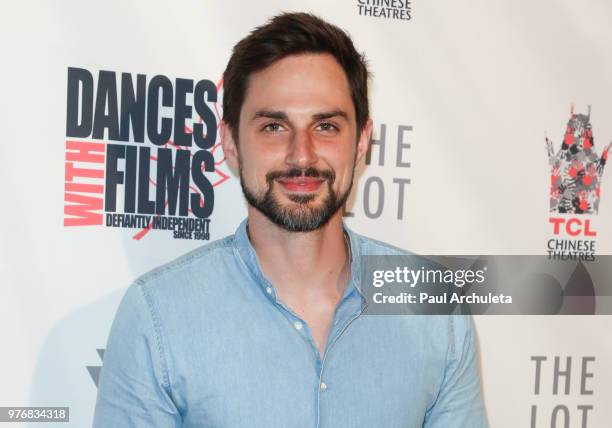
<box><xmin>93</xmin><ymin>12</ymin><xmax>488</xmax><ymax>427</ymax></box>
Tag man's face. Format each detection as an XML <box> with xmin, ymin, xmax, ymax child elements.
<box><xmin>223</xmin><ymin>53</ymin><xmax>371</xmax><ymax>232</ymax></box>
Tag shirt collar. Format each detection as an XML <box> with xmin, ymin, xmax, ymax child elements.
<box><xmin>232</xmin><ymin>218</ymin><xmax>364</xmax><ymax>301</ymax></box>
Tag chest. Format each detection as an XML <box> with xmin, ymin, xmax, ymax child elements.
<box><xmin>165</xmin><ymin>313</ymin><xmax>445</xmax><ymax>428</ymax></box>
<box><xmin>286</xmin><ymin>294</ymin><xmax>339</xmax><ymax>357</ymax></box>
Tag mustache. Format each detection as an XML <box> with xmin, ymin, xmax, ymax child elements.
<box><xmin>266</xmin><ymin>167</ymin><xmax>335</xmax><ymax>183</ymax></box>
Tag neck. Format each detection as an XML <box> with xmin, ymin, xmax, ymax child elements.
<box><xmin>246</xmin><ymin>207</ymin><xmax>350</xmax><ymax>297</ymax></box>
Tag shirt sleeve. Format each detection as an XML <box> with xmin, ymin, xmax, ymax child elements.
<box><xmin>423</xmin><ymin>315</ymin><xmax>489</xmax><ymax>428</ymax></box>
<box><xmin>93</xmin><ymin>281</ymin><xmax>182</xmax><ymax>427</ymax></box>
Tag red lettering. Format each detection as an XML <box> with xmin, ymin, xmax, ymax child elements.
<box><xmin>65</xmin><ymin>162</ymin><xmax>104</xmax><ymax>181</ymax></box>
<box><xmin>549</xmin><ymin>217</ymin><xmax>565</xmax><ymax>235</ymax></box>
<box><xmin>64</xmin><ymin>140</ymin><xmax>105</xmax><ymax>226</ymax></box>
<box><xmin>584</xmin><ymin>219</ymin><xmax>597</xmax><ymax>237</ymax></box>
<box><xmin>64</xmin><ymin>193</ymin><xmax>103</xmax><ymax>226</ymax></box>
<box><xmin>566</xmin><ymin>218</ymin><xmax>581</xmax><ymax>236</ymax></box>
<box><xmin>65</xmin><ymin>140</ymin><xmax>105</xmax><ymax>163</ymax></box>
<box><xmin>65</xmin><ymin>182</ymin><xmax>104</xmax><ymax>193</ymax></box>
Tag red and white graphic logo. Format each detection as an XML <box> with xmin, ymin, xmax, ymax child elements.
<box><xmin>547</xmin><ymin>105</ymin><xmax>610</xmax><ymax>214</ymax></box>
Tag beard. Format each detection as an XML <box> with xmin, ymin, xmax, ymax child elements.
<box><xmin>240</xmin><ymin>166</ymin><xmax>353</xmax><ymax>232</ymax></box>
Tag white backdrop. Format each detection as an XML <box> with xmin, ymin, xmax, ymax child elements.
<box><xmin>1</xmin><ymin>1</ymin><xmax>611</xmax><ymax>426</ymax></box>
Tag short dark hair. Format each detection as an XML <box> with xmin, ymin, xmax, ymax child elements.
<box><xmin>222</xmin><ymin>12</ymin><xmax>370</xmax><ymax>140</ymax></box>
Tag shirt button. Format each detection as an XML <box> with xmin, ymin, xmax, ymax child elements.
<box><xmin>293</xmin><ymin>321</ymin><xmax>303</xmax><ymax>331</ymax></box>
<box><xmin>320</xmin><ymin>381</ymin><xmax>327</xmax><ymax>391</ymax></box>
<box><xmin>266</xmin><ymin>287</ymin><xmax>272</xmax><ymax>294</ymax></box>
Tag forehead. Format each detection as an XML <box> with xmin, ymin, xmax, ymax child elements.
<box><xmin>240</xmin><ymin>53</ymin><xmax>354</xmax><ymax>120</ymax></box>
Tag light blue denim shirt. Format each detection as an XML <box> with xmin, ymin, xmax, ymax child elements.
<box><xmin>93</xmin><ymin>219</ymin><xmax>488</xmax><ymax>427</ymax></box>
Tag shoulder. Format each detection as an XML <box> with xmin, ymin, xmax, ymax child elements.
<box><xmin>132</xmin><ymin>234</ymin><xmax>237</xmax><ymax>296</ymax></box>
<box><xmin>351</xmin><ymin>230</ymin><xmax>455</xmax><ymax>274</ymax></box>
<box><xmin>350</xmin><ymin>230</ymin><xmax>413</xmax><ymax>256</ymax></box>
<box><xmin>448</xmin><ymin>314</ymin><xmax>477</xmax><ymax>359</ymax></box>
<box><xmin>139</xmin><ymin>235</ymin><xmax>235</xmax><ymax>279</ymax></box>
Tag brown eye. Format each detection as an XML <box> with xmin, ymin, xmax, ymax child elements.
<box><xmin>263</xmin><ymin>122</ymin><xmax>283</xmax><ymax>132</ymax></box>
<box><xmin>317</xmin><ymin>122</ymin><xmax>338</xmax><ymax>132</ymax></box>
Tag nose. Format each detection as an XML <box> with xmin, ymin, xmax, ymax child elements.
<box><xmin>285</xmin><ymin>130</ymin><xmax>318</xmax><ymax>169</ymax></box>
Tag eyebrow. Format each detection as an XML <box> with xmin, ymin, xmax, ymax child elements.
<box><xmin>252</xmin><ymin>109</ymin><xmax>349</xmax><ymax>122</ymax></box>
<box><xmin>252</xmin><ymin>110</ymin><xmax>288</xmax><ymax>121</ymax></box>
<box><xmin>312</xmin><ymin>110</ymin><xmax>349</xmax><ymax>121</ymax></box>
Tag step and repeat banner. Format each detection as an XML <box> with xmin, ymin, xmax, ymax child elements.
<box><xmin>1</xmin><ymin>0</ymin><xmax>611</xmax><ymax>426</ymax></box>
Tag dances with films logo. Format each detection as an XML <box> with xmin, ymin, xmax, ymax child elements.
<box><xmin>63</xmin><ymin>67</ymin><xmax>230</xmax><ymax>241</ymax></box>
<box><xmin>356</xmin><ymin>0</ymin><xmax>412</xmax><ymax>21</ymax></box>
<box><xmin>546</xmin><ymin>105</ymin><xmax>610</xmax><ymax>261</ymax></box>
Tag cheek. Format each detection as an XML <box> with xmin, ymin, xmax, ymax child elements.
<box><xmin>238</xmin><ymin>149</ymin><xmax>277</xmax><ymax>186</ymax></box>
<box><xmin>321</xmin><ymin>147</ymin><xmax>356</xmax><ymax>180</ymax></box>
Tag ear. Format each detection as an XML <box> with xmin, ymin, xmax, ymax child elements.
<box><xmin>355</xmin><ymin>118</ymin><xmax>373</xmax><ymax>164</ymax></box>
<box><xmin>220</xmin><ymin>121</ymin><xmax>240</xmax><ymax>172</ymax></box>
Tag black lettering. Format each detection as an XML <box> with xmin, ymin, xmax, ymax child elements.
<box><xmin>93</xmin><ymin>71</ymin><xmax>120</xmax><ymax>140</ymax></box>
<box><xmin>193</xmin><ymin>79</ymin><xmax>218</xmax><ymax>149</ymax></box>
<box><xmin>124</xmin><ymin>145</ymin><xmax>137</xmax><ymax>213</ymax></box>
<box><xmin>137</xmin><ymin>146</ymin><xmax>155</xmax><ymax>214</ymax></box>
<box><xmin>155</xmin><ymin>148</ymin><xmax>191</xmax><ymax>216</ymax></box>
<box><xmin>104</xmin><ymin>144</ymin><xmax>125</xmax><ymax>212</ymax></box>
<box><xmin>66</xmin><ymin>67</ymin><xmax>94</xmax><ymax>137</ymax></box>
<box><xmin>174</xmin><ymin>78</ymin><xmax>193</xmax><ymax>147</ymax></box>
<box><xmin>147</xmin><ymin>75</ymin><xmax>173</xmax><ymax>145</ymax></box>
<box><xmin>119</xmin><ymin>73</ymin><xmax>146</xmax><ymax>142</ymax></box>
<box><xmin>191</xmin><ymin>150</ymin><xmax>215</xmax><ymax>218</ymax></box>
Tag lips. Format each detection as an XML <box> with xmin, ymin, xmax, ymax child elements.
<box><xmin>276</xmin><ymin>177</ymin><xmax>325</xmax><ymax>192</ymax></box>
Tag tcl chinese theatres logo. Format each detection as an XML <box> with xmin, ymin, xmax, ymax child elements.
<box><xmin>547</xmin><ymin>105</ymin><xmax>610</xmax><ymax>214</ymax></box>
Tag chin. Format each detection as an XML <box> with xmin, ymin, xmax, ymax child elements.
<box><xmin>283</xmin><ymin>192</ymin><xmax>319</xmax><ymax>204</ymax></box>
